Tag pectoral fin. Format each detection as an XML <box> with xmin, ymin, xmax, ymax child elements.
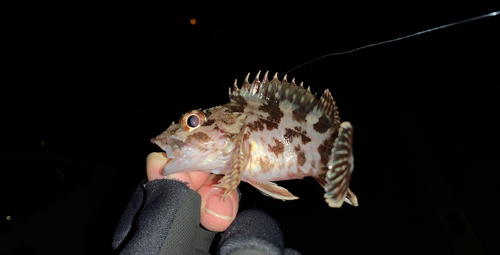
<box><xmin>248</xmin><ymin>181</ymin><xmax>299</xmax><ymax>201</ymax></box>
<box><xmin>213</xmin><ymin>129</ymin><xmax>248</xmax><ymax>200</ymax></box>
<box><xmin>324</xmin><ymin>121</ymin><xmax>358</xmax><ymax>208</ymax></box>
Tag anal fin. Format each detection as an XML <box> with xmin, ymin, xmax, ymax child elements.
<box><xmin>249</xmin><ymin>181</ymin><xmax>299</xmax><ymax>201</ymax></box>
<box><xmin>324</xmin><ymin>121</ymin><xmax>358</xmax><ymax>208</ymax></box>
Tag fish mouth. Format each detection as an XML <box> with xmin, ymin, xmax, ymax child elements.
<box><xmin>164</xmin><ymin>137</ymin><xmax>185</xmax><ymax>158</ymax></box>
<box><xmin>150</xmin><ymin>133</ymin><xmax>184</xmax><ymax>158</ymax></box>
<box><xmin>151</xmin><ymin>133</ymin><xmax>205</xmax><ymax>175</ymax></box>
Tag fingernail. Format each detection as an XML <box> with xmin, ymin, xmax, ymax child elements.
<box><xmin>146</xmin><ymin>152</ymin><xmax>170</xmax><ymax>181</ymax></box>
<box><xmin>204</xmin><ymin>188</ymin><xmax>235</xmax><ymax>220</ymax></box>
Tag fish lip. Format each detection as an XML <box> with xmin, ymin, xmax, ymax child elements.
<box><xmin>151</xmin><ymin>133</ymin><xmax>185</xmax><ymax>159</ymax></box>
<box><xmin>169</xmin><ymin>137</ymin><xmax>185</xmax><ymax>148</ymax></box>
<box><xmin>164</xmin><ymin>136</ymin><xmax>184</xmax><ymax>158</ymax></box>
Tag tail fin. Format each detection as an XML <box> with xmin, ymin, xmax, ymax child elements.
<box><xmin>324</xmin><ymin>122</ymin><xmax>358</xmax><ymax>208</ymax></box>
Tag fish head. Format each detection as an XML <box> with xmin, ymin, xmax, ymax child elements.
<box><xmin>151</xmin><ymin>106</ymin><xmax>246</xmax><ymax>175</ymax></box>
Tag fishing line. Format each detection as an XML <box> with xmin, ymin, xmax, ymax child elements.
<box><xmin>280</xmin><ymin>11</ymin><xmax>499</xmax><ymax>77</ymax></box>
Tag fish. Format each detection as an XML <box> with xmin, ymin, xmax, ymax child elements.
<box><xmin>151</xmin><ymin>71</ymin><xmax>358</xmax><ymax>208</ymax></box>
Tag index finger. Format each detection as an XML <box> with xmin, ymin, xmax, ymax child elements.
<box><xmin>146</xmin><ymin>152</ymin><xmax>211</xmax><ymax>190</ymax></box>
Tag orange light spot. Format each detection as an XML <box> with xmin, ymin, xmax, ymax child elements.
<box><xmin>40</xmin><ymin>141</ymin><xmax>45</xmax><ymax>147</ymax></box>
<box><xmin>190</xmin><ymin>18</ymin><xmax>196</xmax><ymax>25</ymax></box>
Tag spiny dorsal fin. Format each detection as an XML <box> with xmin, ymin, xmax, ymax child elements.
<box><xmin>229</xmin><ymin>71</ymin><xmax>340</xmax><ymax>129</ymax></box>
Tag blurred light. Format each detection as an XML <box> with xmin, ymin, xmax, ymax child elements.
<box><xmin>40</xmin><ymin>141</ymin><xmax>45</xmax><ymax>147</ymax></box>
<box><xmin>190</xmin><ymin>18</ymin><xmax>196</xmax><ymax>25</ymax></box>
<box><xmin>6</xmin><ymin>215</ymin><xmax>11</xmax><ymax>221</ymax></box>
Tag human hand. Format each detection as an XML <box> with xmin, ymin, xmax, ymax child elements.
<box><xmin>113</xmin><ymin>153</ymin><xmax>300</xmax><ymax>254</ymax></box>
<box><xmin>146</xmin><ymin>152</ymin><xmax>239</xmax><ymax>232</ymax></box>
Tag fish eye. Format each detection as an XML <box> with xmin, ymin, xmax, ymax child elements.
<box><xmin>187</xmin><ymin>115</ymin><xmax>199</xmax><ymax>127</ymax></box>
<box><xmin>181</xmin><ymin>110</ymin><xmax>206</xmax><ymax>131</ymax></box>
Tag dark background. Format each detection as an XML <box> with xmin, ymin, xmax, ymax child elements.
<box><xmin>1</xmin><ymin>1</ymin><xmax>499</xmax><ymax>254</ymax></box>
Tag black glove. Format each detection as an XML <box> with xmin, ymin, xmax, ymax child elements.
<box><xmin>112</xmin><ymin>179</ymin><xmax>301</xmax><ymax>255</ymax></box>
<box><xmin>219</xmin><ymin>209</ymin><xmax>301</xmax><ymax>255</ymax></box>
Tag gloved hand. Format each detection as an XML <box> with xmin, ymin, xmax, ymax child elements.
<box><xmin>219</xmin><ymin>209</ymin><xmax>302</xmax><ymax>255</ymax></box>
<box><xmin>145</xmin><ymin>152</ymin><xmax>239</xmax><ymax>232</ymax></box>
<box><xmin>112</xmin><ymin>152</ymin><xmax>301</xmax><ymax>254</ymax></box>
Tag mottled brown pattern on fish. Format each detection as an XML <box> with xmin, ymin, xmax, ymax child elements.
<box><xmin>318</xmin><ymin>133</ymin><xmax>336</xmax><ymax>170</ymax></box>
<box><xmin>283</xmin><ymin>128</ymin><xmax>295</xmax><ymax>143</ymax></box>
<box><xmin>308</xmin><ymin>168</ymin><xmax>315</xmax><ymax>175</ymax></box>
<box><xmin>294</xmin><ymin>144</ymin><xmax>301</xmax><ymax>152</ymax></box>
<box><xmin>243</xmin><ymin>103</ymin><xmax>260</xmax><ymax>112</ymax></box>
<box><xmin>247</xmin><ymin>117</ymin><xmax>279</xmax><ymax>131</ymax></box>
<box><xmin>219</xmin><ymin>113</ymin><xmax>238</xmax><ymax>125</ymax></box>
<box><xmin>286</xmin><ymin>169</ymin><xmax>308</xmax><ymax>179</ymax></box>
<box><xmin>230</xmin><ymin>95</ymin><xmax>248</xmax><ymax>105</ymax></box>
<box><xmin>268</xmin><ymin>137</ymin><xmax>284</xmax><ymax>157</ymax></box>
<box><xmin>295</xmin><ymin>126</ymin><xmax>312</xmax><ymax>144</ymax></box>
<box><xmin>226</xmin><ymin>102</ymin><xmax>246</xmax><ymax>113</ymax></box>
<box><xmin>207</xmin><ymin>107</ymin><xmax>241</xmax><ymax>127</ymax></box>
<box><xmin>262</xmin><ymin>118</ymin><xmax>279</xmax><ymax>130</ymax></box>
<box><xmin>247</xmin><ymin>119</ymin><xmax>265</xmax><ymax>132</ymax></box>
<box><xmin>294</xmin><ymin>144</ymin><xmax>306</xmax><ymax>166</ymax></box>
<box><xmin>185</xmin><ymin>132</ymin><xmax>210</xmax><ymax>144</ymax></box>
<box><xmin>283</xmin><ymin>127</ymin><xmax>311</xmax><ymax>144</ymax></box>
<box><xmin>259</xmin><ymin>156</ymin><xmax>274</xmax><ymax>174</ymax></box>
<box><xmin>292</xmin><ymin>109</ymin><xmax>308</xmax><ymax>123</ymax></box>
<box><xmin>258</xmin><ymin>101</ymin><xmax>283</xmax><ymax>124</ymax></box>
<box><xmin>313</xmin><ymin>115</ymin><xmax>331</xmax><ymax>134</ymax></box>
<box><xmin>203</xmin><ymin>119</ymin><xmax>215</xmax><ymax>127</ymax></box>
<box><xmin>166</xmin><ymin>123</ymin><xmax>181</xmax><ymax>134</ymax></box>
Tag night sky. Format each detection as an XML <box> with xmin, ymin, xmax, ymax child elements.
<box><xmin>2</xmin><ymin>2</ymin><xmax>500</xmax><ymax>254</ymax></box>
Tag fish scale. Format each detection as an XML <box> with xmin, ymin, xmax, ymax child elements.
<box><xmin>151</xmin><ymin>71</ymin><xmax>358</xmax><ymax>207</ymax></box>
